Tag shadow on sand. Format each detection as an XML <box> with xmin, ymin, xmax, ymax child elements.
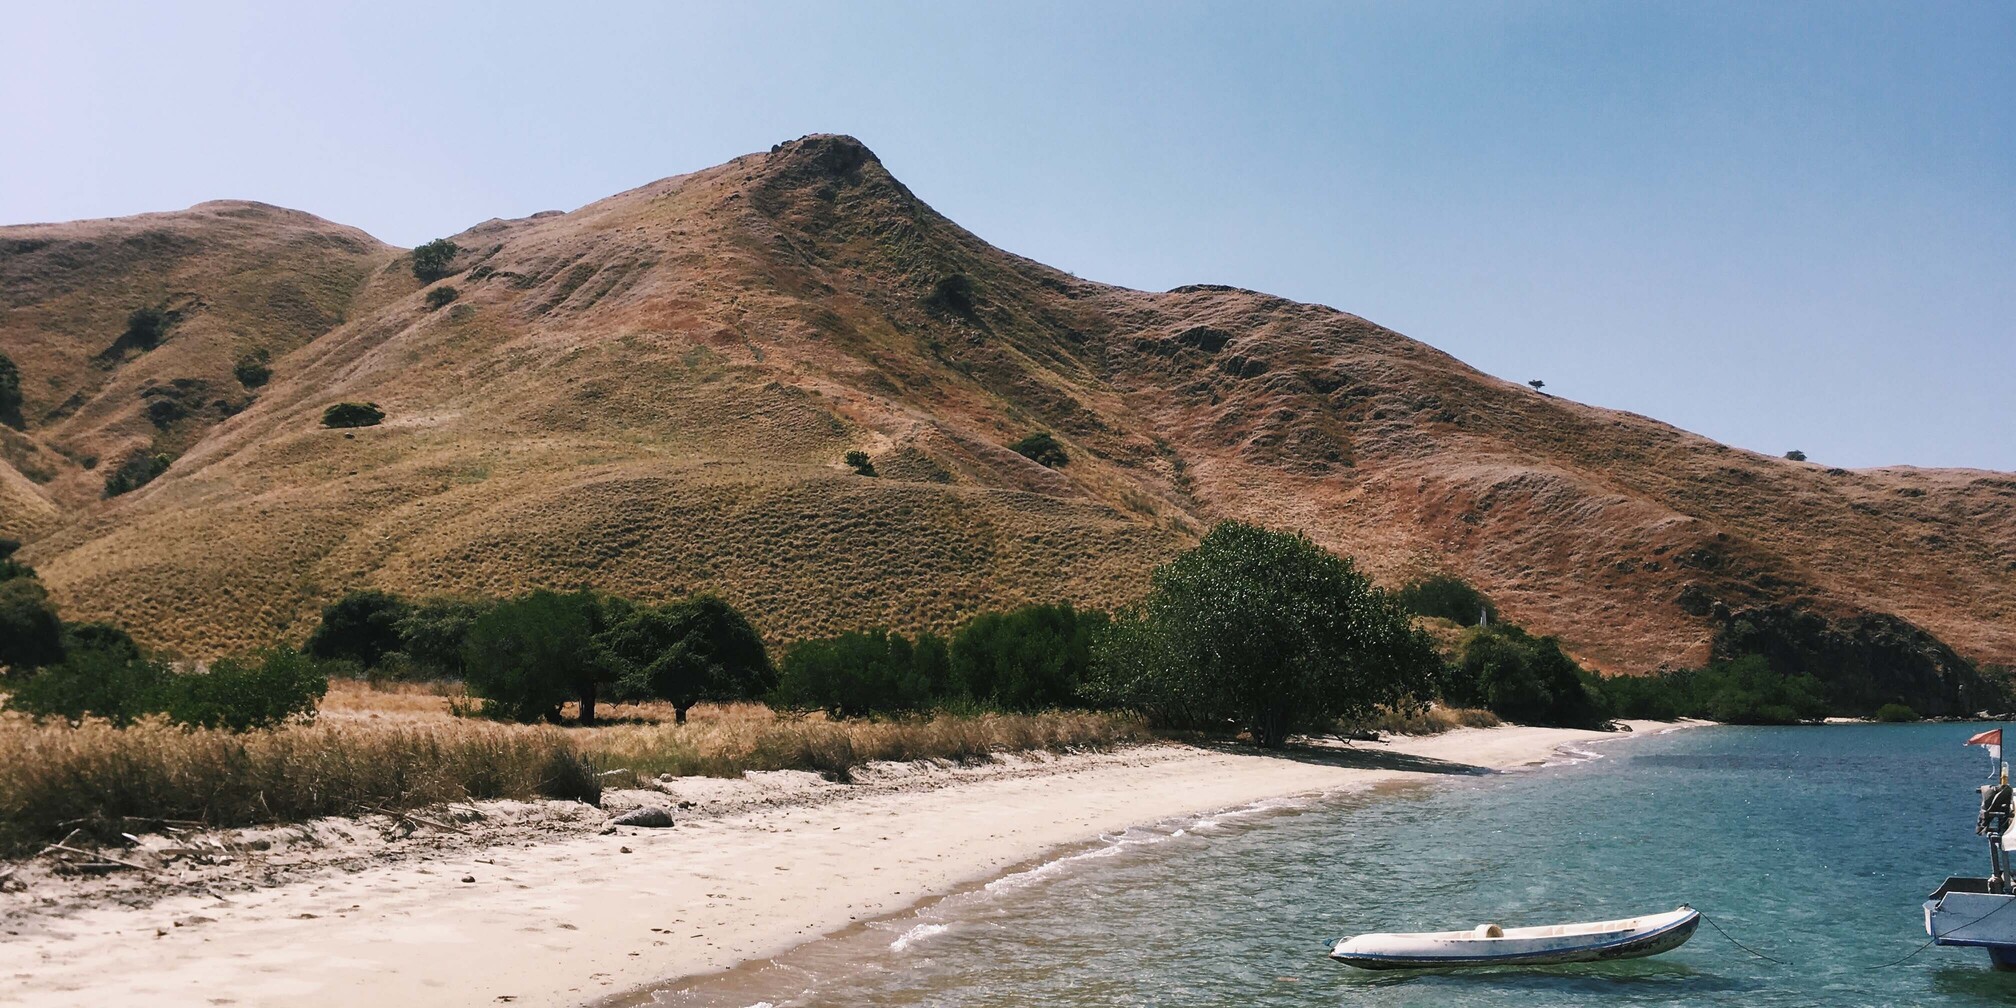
<box><xmin>1192</xmin><ymin>739</ymin><xmax>1496</xmax><ymax>777</ymax></box>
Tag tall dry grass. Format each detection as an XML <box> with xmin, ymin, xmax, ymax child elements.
<box><xmin>0</xmin><ymin>692</ymin><xmax>1151</xmax><ymax>854</ymax></box>
<box><xmin>1339</xmin><ymin>704</ymin><xmax>1501</xmax><ymax>736</ymax></box>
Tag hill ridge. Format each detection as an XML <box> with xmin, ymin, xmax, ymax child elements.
<box><xmin>2</xmin><ymin>135</ymin><xmax>2009</xmax><ymax>714</ymax></box>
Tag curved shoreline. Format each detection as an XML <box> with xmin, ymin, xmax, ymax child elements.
<box><xmin>0</xmin><ymin>722</ymin><xmax>1700</xmax><ymax>1008</ymax></box>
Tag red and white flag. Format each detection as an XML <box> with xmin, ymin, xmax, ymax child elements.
<box><xmin>1967</xmin><ymin>728</ymin><xmax>2003</xmax><ymax>764</ymax></box>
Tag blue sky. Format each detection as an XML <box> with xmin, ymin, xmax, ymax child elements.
<box><xmin>6</xmin><ymin>1</ymin><xmax>2011</xmax><ymax>470</ymax></box>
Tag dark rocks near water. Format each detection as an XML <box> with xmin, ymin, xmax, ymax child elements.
<box><xmin>1714</xmin><ymin>603</ymin><xmax>1999</xmax><ymax>717</ymax></box>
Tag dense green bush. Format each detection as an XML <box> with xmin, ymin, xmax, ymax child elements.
<box><xmin>6</xmin><ymin>645</ymin><xmax>173</xmax><ymax>725</ymax></box>
<box><xmin>306</xmin><ymin>589</ymin><xmax>415</xmax><ymax>668</ymax></box>
<box><xmin>600</xmin><ymin>595</ymin><xmax>775</xmax><ymax>723</ymax></box>
<box><xmin>1595</xmin><ymin>655</ymin><xmax>1831</xmax><ymax>725</ymax></box>
<box><xmin>321</xmin><ymin>402</ymin><xmax>385</xmax><ymax>428</ymax></box>
<box><xmin>1444</xmin><ymin>624</ymin><xmax>1606</xmax><ymax>728</ymax></box>
<box><xmin>396</xmin><ymin>598</ymin><xmax>490</xmax><ymax>678</ymax></box>
<box><xmin>8</xmin><ymin>644</ymin><xmax>326</xmax><ymax>731</ymax></box>
<box><xmin>234</xmin><ymin>349</ymin><xmax>272</xmax><ymax>388</ymax></box>
<box><xmin>1874</xmin><ymin>702</ymin><xmax>1920</xmax><ymax>722</ymax></box>
<box><xmin>923</xmin><ymin>273</ymin><xmax>977</xmax><ymax>318</ymax></box>
<box><xmin>1009</xmin><ymin>432</ymin><xmax>1069</xmax><ymax>468</ymax></box>
<box><xmin>772</xmin><ymin>629</ymin><xmax>952</xmax><ymax>718</ymax></box>
<box><xmin>425</xmin><ymin>285</ymin><xmax>460</xmax><ymax>310</ymax></box>
<box><xmin>1089</xmin><ymin>521</ymin><xmax>1441</xmax><ymax>747</ymax></box>
<box><xmin>0</xmin><ymin>538</ymin><xmax>33</xmax><ymax>584</ymax></box>
<box><xmin>1395</xmin><ymin>573</ymin><xmax>1495</xmax><ymax>625</ymax></box>
<box><xmin>0</xmin><ymin>351</ymin><xmax>21</xmax><ymax>427</ymax></box>
<box><xmin>0</xmin><ymin>578</ymin><xmax>65</xmax><ymax>673</ymax></box>
<box><xmin>165</xmin><ymin>649</ymin><xmax>328</xmax><ymax>731</ymax></box>
<box><xmin>411</xmin><ymin>239</ymin><xmax>460</xmax><ymax>283</ymax></box>
<box><xmin>103</xmin><ymin>451</ymin><xmax>173</xmax><ymax>496</ymax></box>
<box><xmin>843</xmin><ymin>450</ymin><xmax>877</xmax><ymax>477</ymax></box>
<box><xmin>122</xmin><ymin>306</ymin><xmax>171</xmax><ymax>350</ymax></box>
<box><xmin>951</xmin><ymin>603</ymin><xmax>1105</xmax><ymax>711</ymax></box>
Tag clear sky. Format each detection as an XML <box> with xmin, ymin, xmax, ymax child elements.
<box><xmin>7</xmin><ymin>1</ymin><xmax>2011</xmax><ymax>470</ymax></box>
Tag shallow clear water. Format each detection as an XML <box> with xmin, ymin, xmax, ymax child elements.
<box><xmin>652</xmin><ymin>725</ymin><xmax>2016</xmax><ymax>1008</ymax></box>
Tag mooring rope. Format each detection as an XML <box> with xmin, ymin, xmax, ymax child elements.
<box><xmin>1863</xmin><ymin>892</ymin><xmax>2016</xmax><ymax>970</ymax></box>
<box><xmin>1697</xmin><ymin>912</ymin><xmax>1792</xmax><ymax>965</ymax></box>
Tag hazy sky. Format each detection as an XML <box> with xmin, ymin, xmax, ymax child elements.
<box><xmin>7</xmin><ymin>1</ymin><xmax>2011</xmax><ymax>470</ymax></box>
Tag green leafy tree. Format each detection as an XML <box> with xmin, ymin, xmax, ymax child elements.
<box><xmin>598</xmin><ymin>595</ymin><xmax>776</xmax><ymax>723</ymax></box>
<box><xmin>0</xmin><ymin>578</ymin><xmax>65</xmax><ymax>673</ymax></box>
<box><xmin>396</xmin><ymin>598</ymin><xmax>489</xmax><ymax>678</ymax></box>
<box><xmin>0</xmin><ymin>351</ymin><xmax>22</xmax><ymax>427</ymax></box>
<box><xmin>462</xmin><ymin>589</ymin><xmax>619</xmax><ymax>723</ymax></box>
<box><xmin>843</xmin><ymin>450</ymin><xmax>877</xmax><ymax>477</ymax></box>
<box><xmin>305</xmin><ymin>589</ymin><xmax>415</xmax><ymax>668</ymax></box>
<box><xmin>951</xmin><ymin>603</ymin><xmax>1106</xmax><ymax>711</ymax></box>
<box><xmin>1089</xmin><ymin>521</ymin><xmax>1441</xmax><ymax>747</ymax></box>
<box><xmin>411</xmin><ymin>239</ymin><xmax>461</xmax><ymax>283</ymax></box>
<box><xmin>1693</xmin><ymin>655</ymin><xmax>1828</xmax><ymax>725</ymax></box>
<box><xmin>6</xmin><ymin>644</ymin><xmax>173</xmax><ymax>725</ymax></box>
<box><xmin>1009</xmin><ymin>432</ymin><xmax>1069</xmax><ymax>468</ymax></box>
<box><xmin>425</xmin><ymin>285</ymin><xmax>459</xmax><ymax>310</ymax></box>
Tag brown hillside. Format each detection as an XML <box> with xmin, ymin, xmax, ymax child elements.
<box><xmin>3</xmin><ymin>136</ymin><xmax>2010</xmax><ymax>711</ymax></box>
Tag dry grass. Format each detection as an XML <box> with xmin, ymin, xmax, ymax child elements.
<box><xmin>0</xmin><ymin>682</ymin><xmax>1151</xmax><ymax>855</ymax></box>
<box><xmin>1340</xmin><ymin>704</ymin><xmax>1501</xmax><ymax>737</ymax></box>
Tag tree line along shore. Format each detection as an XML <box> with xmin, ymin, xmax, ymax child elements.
<box><xmin>0</xmin><ymin>521</ymin><xmax>1948</xmax><ymax>856</ymax></box>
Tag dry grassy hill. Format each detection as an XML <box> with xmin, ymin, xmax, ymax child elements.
<box><xmin>2</xmin><ymin>135</ymin><xmax>2009</xmax><ymax>712</ymax></box>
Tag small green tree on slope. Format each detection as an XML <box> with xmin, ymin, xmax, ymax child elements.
<box><xmin>1091</xmin><ymin>521</ymin><xmax>1441</xmax><ymax>748</ymax></box>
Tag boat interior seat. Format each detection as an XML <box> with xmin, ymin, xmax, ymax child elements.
<box><xmin>1476</xmin><ymin>923</ymin><xmax>1504</xmax><ymax>938</ymax></box>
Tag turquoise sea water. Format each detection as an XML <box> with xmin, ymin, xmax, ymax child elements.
<box><xmin>652</xmin><ymin>725</ymin><xmax>2016</xmax><ymax>1008</ymax></box>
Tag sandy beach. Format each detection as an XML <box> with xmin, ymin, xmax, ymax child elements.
<box><xmin>0</xmin><ymin>722</ymin><xmax>1689</xmax><ymax>1007</ymax></box>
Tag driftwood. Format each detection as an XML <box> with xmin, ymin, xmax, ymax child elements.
<box><xmin>39</xmin><ymin>844</ymin><xmax>149</xmax><ymax>871</ymax></box>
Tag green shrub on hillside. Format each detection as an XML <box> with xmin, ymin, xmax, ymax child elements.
<box><xmin>1874</xmin><ymin>702</ymin><xmax>1920</xmax><ymax>722</ymax></box>
<box><xmin>321</xmin><ymin>402</ymin><xmax>385</xmax><ymax>428</ymax></box>
<box><xmin>425</xmin><ymin>285</ymin><xmax>460</xmax><ymax>310</ymax></box>
<box><xmin>103</xmin><ymin>451</ymin><xmax>173</xmax><ymax>496</ymax></box>
<box><xmin>233</xmin><ymin>349</ymin><xmax>272</xmax><ymax>388</ymax></box>
<box><xmin>1089</xmin><ymin>521</ymin><xmax>1441</xmax><ymax>747</ymax></box>
<box><xmin>122</xmin><ymin>306</ymin><xmax>171</xmax><ymax>350</ymax></box>
<box><xmin>951</xmin><ymin>603</ymin><xmax>1105</xmax><ymax>711</ymax></box>
<box><xmin>1395</xmin><ymin>573</ymin><xmax>1495</xmax><ymax>625</ymax></box>
<box><xmin>844</xmin><ymin>450</ymin><xmax>877</xmax><ymax>477</ymax></box>
<box><xmin>923</xmin><ymin>273</ymin><xmax>977</xmax><ymax>318</ymax></box>
<box><xmin>0</xmin><ymin>351</ymin><xmax>22</xmax><ymax>427</ymax></box>
<box><xmin>411</xmin><ymin>239</ymin><xmax>460</xmax><ymax>283</ymax></box>
<box><xmin>1009</xmin><ymin>432</ymin><xmax>1069</xmax><ymax>468</ymax></box>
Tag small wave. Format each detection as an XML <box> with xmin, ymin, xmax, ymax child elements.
<box><xmin>890</xmin><ymin>923</ymin><xmax>950</xmax><ymax>952</ymax></box>
<box><xmin>1539</xmin><ymin>744</ymin><xmax>1609</xmax><ymax>767</ymax></box>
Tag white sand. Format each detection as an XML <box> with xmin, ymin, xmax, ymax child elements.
<box><xmin>0</xmin><ymin>723</ymin><xmax>1688</xmax><ymax>1007</ymax></box>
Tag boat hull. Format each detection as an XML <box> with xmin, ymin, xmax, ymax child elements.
<box><xmin>1925</xmin><ymin>878</ymin><xmax>2016</xmax><ymax>969</ymax></box>
<box><xmin>1330</xmin><ymin>908</ymin><xmax>1700</xmax><ymax>970</ymax></box>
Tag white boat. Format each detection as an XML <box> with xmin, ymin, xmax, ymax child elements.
<box><xmin>1329</xmin><ymin>906</ymin><xmax>1700</xmax><ymax>970</ymax></box>
<box><xmin>1925</xmin><ymin>730</ymin><xmax>2016</xmax><ymax>969</ymax></box>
